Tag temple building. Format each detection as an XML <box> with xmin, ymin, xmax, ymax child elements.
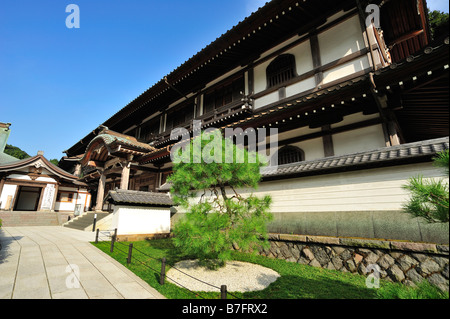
<box><xmin>0</xmin><ymin>123</ymin><xmax>91</xmax><ymax>225</ymax></box>
<box><xmin>61</xmin><ymin>0</ymin><xmax>449</xmax><ymax>243</ymax></box>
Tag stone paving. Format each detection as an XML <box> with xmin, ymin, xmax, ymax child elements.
<box><xmin>0</xmin><ymin>226</ymin><xmax>165</xmax><ymax>299</ymax></box>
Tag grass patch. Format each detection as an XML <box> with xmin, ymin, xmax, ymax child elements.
<box><xmin>91</xmin><ymin>238</ymin><xmax>448</xmax><ymax>299</ymax></box>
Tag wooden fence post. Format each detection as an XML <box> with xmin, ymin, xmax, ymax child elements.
<box><xmin>127</xmin><ymin>243</ymin><xmax>133</xmax><ymax>264</ymax></box>
<box><xmin>160</xmin><ymin>257</ymin><xmax>166</xmax><ymax>285</ymax></box>
<box><xmin>221</xmin><ymin>285</ymin><xmax>227</xmax><ymax>299</ymax></box>
<box><xmin>110</xmin><ymin>229</ymin><xmax>117</xmax><ymax>253</ymax></box>
<box><xmin>92</xmin><ymin>213</ymin><xmax>97</xmax><ymax>232</ymax></box>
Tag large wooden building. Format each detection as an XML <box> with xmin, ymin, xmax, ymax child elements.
<box><xmin>62</xmin><ymin>0</ymin><xmax>449</xmax><ymax>243</ymax></box>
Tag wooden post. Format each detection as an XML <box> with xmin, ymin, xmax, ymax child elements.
<box><xmin>127</xmin><ymin>243</ymin><xmax>133</xmax><ymax>264</ymax></box>
<box><xmin>110</xmin><ymin>229</ymin><xmax>117</xmax><ymax>253</ymax></box>
<box><xmin>160</xmin><ymin>257</ymin><xmax>166</xmax><ymax>285</ymax></box>
<box><xmin>95</xmin><ymin>228</ymin><xmax>100</xmax><ymax>244</ymax></box>
<box><xmin>92</xmin><ymin>213</ymin><xmax>97</xmax><ymax>232</ymax></box>
<box><xmin>221</xmin><ymin>285</ymin><xmax>227</xmax><ymax>299</ymax></box>
<box><xmin>95</xmin><ymin>173</ymin><xmax>106</xmax><ymax>211</ymax></box>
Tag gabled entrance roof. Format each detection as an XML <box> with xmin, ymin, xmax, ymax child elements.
<box><xmin>79</xmin><ymin>126</ymin><xmax>155</xmax><ymax>167</ymax></box>
<box><xmin>0</xmin><ymin>153</ymin><xmax>84</xmax><ymax>185</ymax></box>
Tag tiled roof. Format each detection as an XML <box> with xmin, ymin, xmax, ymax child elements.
<box><xmin>157</xmin><ymin>182</ymin><xmax>173</xmax><ymax>192</ymax></box>
<box><xmin>0</xmin><ymin>152</ymin><xmax>19</xmax><ymax>165</ymax></box>
<box><xmin>0</xmin><ymin>154</ymin><xmax>85</xmax><ymax>183</ymax></box>
<box><xmin>104</xmin><ymin>189</ymin><xmax>174</xmax><ymax>207</ymax></box>
<box><xmin>93</xmin><ymin>133</ymin><xmax>155</xmax><ymax>152</ymax></box>
<box><xmin>261</xmin><ymin>136</ymin><xmax>449</xmax><ymax>179</ymax></box>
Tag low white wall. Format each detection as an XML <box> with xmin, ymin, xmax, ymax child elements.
<box><xmin>249</xmin><ymin>162</ymin><xmax>445</xmax><ymax>212</ymax></box>
<box><xmin>178</xmin><ymin>162</ymin><xmax>445</xmax><ymax>214</ymax></box>
<box><xmin>112</xmin><ymin>205</ymin><xmax>171</xmax><ymax>235</ymax></box>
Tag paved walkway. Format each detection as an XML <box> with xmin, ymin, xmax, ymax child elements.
<box><xmin>0</xmin><ymin>226</ymin><xmax>165</xmax><ymax>299</ymax></box>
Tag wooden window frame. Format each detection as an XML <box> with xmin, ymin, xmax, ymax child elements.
<box><xmin>277</xmin><ymin>145</ymin><xmax>305</xmax><ymax>165</ymax></box>
<box><xmin>57</xmin><ymin>192</ymin><xmax>75</xmax><ymax>203</ymax></box>
<box><xmin>266</xmin><ymin>54</ymin><xmax>297</xmax><ymax>89</ymax></box>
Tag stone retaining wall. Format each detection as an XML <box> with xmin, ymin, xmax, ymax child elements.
<box><xmin>259</xmin><ymin>234</ymin><xmax>449</xmax><ymax>291</ymax></box>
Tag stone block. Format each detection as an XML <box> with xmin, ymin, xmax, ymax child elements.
<box><xmin>280</xmin><ymin>244</ymin><xmax>291</xmax><ymax>259</ymax></box>
<box><xmin>297</xmin><ymin>256</ymin><xmax>309</xmax><ymax>265</ymax></box>
<box><xmin>427</xmin><ymin>273</ymin><xmax>449</xmax><ymax>292</ymax></box>
<box><xmin>442</xmin><ymin>264</ymin><xmax>449</xmax><ymax>279</ymax></box>
<box><xmin>417</xmin><ymin>259</ymin><xmax>440</xmax><ymax>275</ymax></box>
<box><xmin>365</xmin><ymin>252</ymin><xmax>380</xmax><ymax>265</ymax></box>
<box><xmin>432</xmin><ymin>256</ymin><xmax>449</xmax><ymax>268</ymax></box>
<box><xmin>332</xmin><ymin>246</ymin><xmax>347</xmax><ymax>255</ymax></box>
<box><xmin>353</xmin><ymin>253</ymin><xmax>364</xmax><ymax>265</ymax></box>
<box><xmin>339</xmin><ymin>237</ymin><xmax>390</xmax><ymax>250</ymax></box>
<box><xmin>306</xmin><ymin>235</ymin><xmax>340</xmax><ymax>245</ymax></box>
<box><xmin>268</xmin><ymin>233</ymin><xmax>280</xmax><ymax>241</ymax></box>
<box><xmin>279</xmin><ymin>234</ymin><xmax>306</xmax><ymax>242</ymax></box>
<box><xmin>390</xmin><ymin>241</ymin><xmax>437</xmax><ymax>253</ymax></box>
<box><xmin>387</xmin><ymin>264</ymin><xmax>406</xmax><ymax>282</ymax></box>
<box><xmin>331</xmin><ymin>256</ymin><xmax>344</xmax><ymax>270</ymax></box>
<box><xmin>309</xmin><ymin>259</ymin><xmax>321</xmax><ymax>268</ymax></box>
<box><xmin>406</xmin><ymin>268</ymin><xmax>424</xmax><ymax>283</ymax></box>
<box><xmin>378</xmin><ymin>254</ymin><xmax>395</xmax><ymax>270</ymax></box>
<box><xmin>436</xmin><ymin>245</ymin><xmax>449</xmax><ymax>254</ymax></box>
<box><xmin>314</xmin><ymin>248</ymin><xmax>331</xmax><ymax>266</ymax></box>
<box><xmin>397</xmin><ymin>255</ymin><xmax>419</xmax><ymax>272</ymax></box>
<box><xmin>302</xmin><ymin>247</ymin><xmax>315</xmax><ymax>261</ymax></box>
<box><xmin>345</xmin><ymin>259</ymin><xmax>357</xmax><ymax>272</ymax></box>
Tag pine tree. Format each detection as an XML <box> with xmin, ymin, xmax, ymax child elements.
<box><xmin>168</xmin><ymin>130</ymin><xmax>273</xmax><ymax>269</ymax></box>
<box><xmin>403</xmin><ymin>150</ymin><xmax>449</xmax><ymax>223</ymax></box>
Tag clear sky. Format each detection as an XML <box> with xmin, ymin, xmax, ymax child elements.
<box><xmin>0</xmin><ymin>0</ymin><xmax>448</xmax><ymax>161</ymax></box>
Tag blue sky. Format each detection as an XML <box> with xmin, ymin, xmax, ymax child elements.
<box><xmin>0</xmin><ymin>0</ymin><xmax>448</xmax><ymax>161</ymax></box>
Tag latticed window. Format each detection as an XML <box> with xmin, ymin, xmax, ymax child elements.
<box><xmin>278</xmin><ymin>146</ymin><xmax>305</xmax><ymax>165</ymax></box>
<box><xmin>267</xmin><ymin>54</ymin><xmax>296</xmax><ymax>88</ymax></box>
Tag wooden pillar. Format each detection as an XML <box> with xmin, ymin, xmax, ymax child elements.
<box><xmin>0</xmin><ymin>176</ymin><xmax>5</xmax><ymax>199</ymax></box>
<box><xmin>310</xmin><ymin>32</ymin><xmax>323</xmax><ymax>88</ymax></box>
<box><xmin>120</xmin><ymin>161</ymin><xmax>131</xmax><ymax>190</ymax></box>
<box><xmin>73</xmin><ymin>164</ymin><xmax>82</xmax><ymax>177</ymax></box>
<box><xmin>95</xmin><ymin>173</ymin><xmax>106</xmax><ymax>212</ymax></box>
<box><xmin>322</xmin><ymin>125</ymin><xmax>335</xmax><ymax>157</ymax></box>
<box><xmin>51</xmin><ymin>183</ymin><xmax>59</xmax><ymax>212</ymax></box>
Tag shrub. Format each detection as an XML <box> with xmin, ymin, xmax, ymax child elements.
<box><xmin>376</xmin><ymin>280</ymin><xmax>449</xmax><ymax>299</ymax></box>
<box><xmin>169</xmin><ymin>130</ymin><xmax>273</xmax><ymax>269</ymax></box>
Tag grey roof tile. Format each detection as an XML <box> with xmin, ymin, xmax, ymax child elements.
<box><xmin>262</xmin><ymin>137</ymin><xmax>449</xmax><ymax>178</ymax></box>
<box><xmin>104</xmin><ymin>189</ymin><xmax>174</xmax><ymax>206</ymax></box>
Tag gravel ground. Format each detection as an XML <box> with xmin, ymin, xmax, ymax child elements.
<box><xmin>166</xmin><ymin>259</ymin><xmax>280</xmax><ymax>292</ymax></box>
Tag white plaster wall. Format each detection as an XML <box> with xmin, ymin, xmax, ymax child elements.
<box><xmin>332</xmin><ymin>124</ymin><xmax>386</xmax><ymax>156</ymax></box>
<box><xmin>331</xmin><ymin>112</ymin><xmax>380</xmax><ymax>129</ymax></box>
<box><xmin>285</xmin><ymin>39</ymin><xmax>314</xmax><ymax>76</ymax></box>
<box><xmin>291</xmin><ymin>137</ymin><xmax>324</xmax><ymax>161</ymax></box>
<box><xmin>322</xmin><ymin>56</ymin><xmax>370</xmax><ymax>84</ymax></box>
<box><xmin>0</xmin><ymin>184</ymin><xmax>17</xmax><ymax>209</ymax></box>
<box><xmin>254</xmin><ymin>60</ymin><xmax>272</xmax><ymax>94</ymax></box>
<box><xmin>179</xmin><ymin>163</ymin><xmax>445</xmax><ymax>214</ymax></box>
<box><xmin>55</xmin><ymin>190</ymin><xmax>90</xmax><ymax>212</ymax></box>
<box><xmin>254</xmin><ymin>91</ymin><xmax>279</xmax><ymax>109</ymax></box>
<box><xmin>112</xmin><ymin>206</ymin><xmax>171</xmax><ymax>235</ymax></box>
<box><xmin>55</xmin><ymin>201</ymin><xmax>75</xmax><ymax>212</ymax></box>
<box><xmin>241</xmin><ymin>162</ymin><xmax>446</xmax><ymax>212</ymax></box>
<box><xmin>285</xmin><ymin>77</ymin><xmax>316</xmax><ymax>98</ymax></box>
<box><xmin>318</xmin><ymin>15</ymin><xmax>365</xmax><ymax>65</ymax></box>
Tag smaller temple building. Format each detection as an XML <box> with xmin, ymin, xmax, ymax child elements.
<box><xmin>0</xmin><ymin>122</ymin><xmax>91</xmax><ymax>225</ymax></box>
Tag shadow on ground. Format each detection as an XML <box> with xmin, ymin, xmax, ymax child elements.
<box><xmin>0</xmin><ymin>229</ymin><xmax>22</xmax><ymax>265</ymax></box>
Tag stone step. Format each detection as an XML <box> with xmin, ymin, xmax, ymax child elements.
<box><xmin>0</xmin><ymin>212</ymin><xmax>60</xmax><ymax>227</ymax></box>
<box><xmin>63</xmin><ymin>212</ymin><xmax>109</xmax><ymax>231</ymax></box>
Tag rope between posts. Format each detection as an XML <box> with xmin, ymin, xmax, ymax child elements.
<box><xmin>94</xmin><ymin>230</ymin><xmax>239</xmax><ymax>299</ymax></box>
